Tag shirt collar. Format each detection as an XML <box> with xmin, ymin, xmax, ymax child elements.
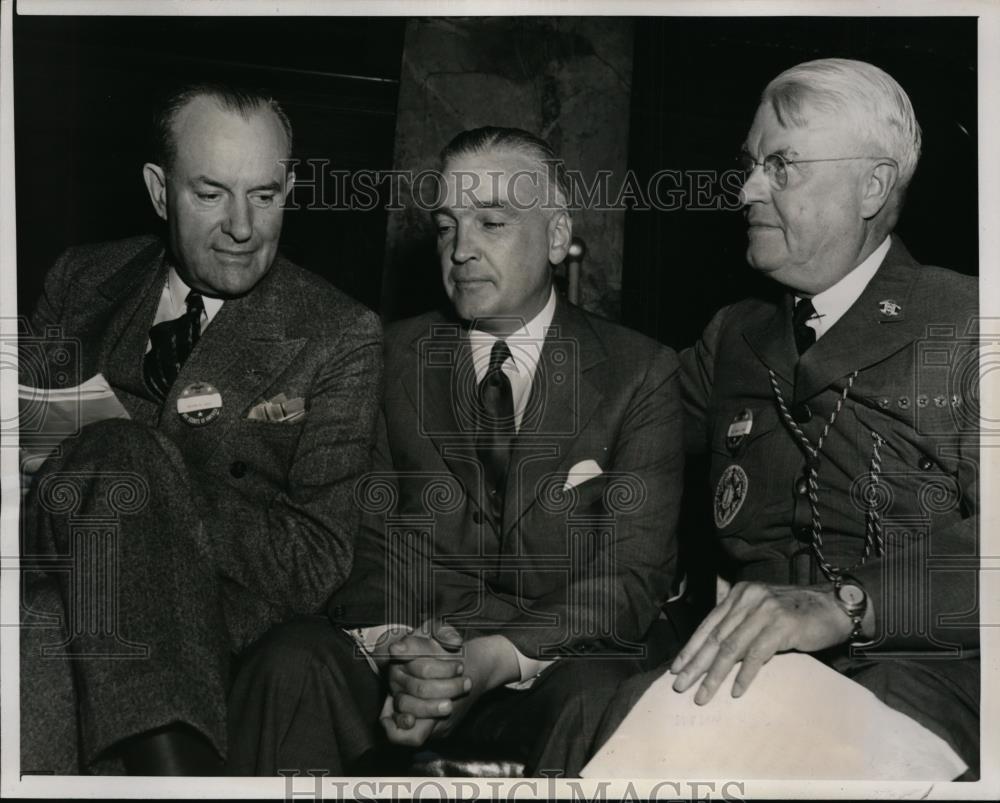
<box><xmin>468</xmin><ymin>287</ymin><xmax>557</xmax><ymax>383</ymax></box>
<box><xmin>166</xmin><ymin>266</ymin><xmax>225</xmax><ymax>325</ymax></box>
<box><xmin>800</xmin><ymin>235</ymin><xmax>891</xmax><ymax>338</ymax></box>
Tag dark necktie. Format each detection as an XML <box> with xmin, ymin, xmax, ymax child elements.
<box><xmin>476</xmin><ymin>340</ymin><xmax>515</xmax><ymax>520</ymax></box>
<box><xmin>143</xmin><ymin>291</ymin><xmax>205</xmax><ymax>402</ymax></box>
<box><xmin>793</xmin><ymin>298</ymin><xmax>817</xmax><ymax>356</ymax></box>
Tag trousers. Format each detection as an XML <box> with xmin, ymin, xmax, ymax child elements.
<box><xmin>225</xmin><ymin>616</ymin><xmax>684</xmax><ymax>777</ymax></box>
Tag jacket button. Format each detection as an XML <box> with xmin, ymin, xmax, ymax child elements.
<box><xmin>791</xmin><ymin>403</ymin><xmax>812</xmax><ymax>423</ymax></box>
<box><xmin>472</xmin><ymin>510</ymin><xmax>483</xmax><ymax>524</ymax></box>
<box><xmin>794</xmin><ymin>525</ymin><xmax>813</xmax><ymax>543</ymax></box>
<box><xmin>230</xmin><ymin>461</ymin><xmax>247</xmax><ymax>478</ymax></box>
<box><xmin>918</xmin><ymin>456</ymin><xmax>934</xmax><ymax>471</ymax></box>
<box><xmin>795</xmin><ymin>478</ymin><xmax>809</xmax><ymax>496</ymax></box>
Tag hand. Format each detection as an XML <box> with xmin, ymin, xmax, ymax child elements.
<box><xmin>425</xmin><ymin>635</ymin><xmax>520</xmax><ymax>740</ymax></box>
<box><xmin>381</xmin><ymin>632</ymin><xmax>520</xmax><ymax>746</ymax></box>
<box><xmin>670</xmin><ymin>581</ymin><xmax>853</xmax><ymax>705</ymax></box>
<box><xmin>379</xmin><ymin>693</ymin><xmax>437</xmax><ymax>747</ymax></box>
<box><xmin>380</xmin><ymin>620</ymin><xmax>466</xmax><ymax>745</ymax></box>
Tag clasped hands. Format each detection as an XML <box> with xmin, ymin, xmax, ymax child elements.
<box><xmin>669</xmin><ymin>580</ymin><xmax>862</xmax><ymax>704</ymax></box>
<box><xmin>372</xmin><ymin>621</ymin><xmax>519</xmax><ymax>747</ymax></box>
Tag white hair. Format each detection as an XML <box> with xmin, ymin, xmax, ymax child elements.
<box><xmin>763</xmin><ymin>58</ymin><xmax>922</xmax><ymax>193</ymax></box>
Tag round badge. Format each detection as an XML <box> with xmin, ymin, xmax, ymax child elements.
<box><xmin>714</xmin><ymin>464</ymin><xmax>749</xmax><ymax>529</ymax></box>
<box><xmin>176</xmin><ymin>381</ymin><xmax>223</xmax><ymax>426</ymax></box>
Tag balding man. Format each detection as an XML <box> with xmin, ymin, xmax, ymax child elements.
<box><xmin>596</xmin><ymin>58</ymin><xmax>979</xmax><ymax>778</ymax></box>
<box><xmin>21</xmin><ymin>83</ymin><xmax>382</xmax><ymax>775</ymax></box>
<box><xmin>227</xmin><ymin>127</ymin><xmax>685</xmax><ymax>777</ymax></box>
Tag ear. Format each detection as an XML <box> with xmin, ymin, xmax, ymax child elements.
<box><xmin>859</xmin><ymin>160</ymin><xmax>898</xmax><ymax>220</ymax></box>
<box><xmin>142</xmin><ymin>163</ymin><xmax>169</xmax><ymax>221</ymax></box>
<box><xmin>547</xmin><ymin>209</ymin><xmax>573</xmax><ymax>264</ymax></box>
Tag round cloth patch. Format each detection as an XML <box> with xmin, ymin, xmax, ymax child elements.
<box><xmin>714</xmin><ymin>464</ymin><xmax>749</xmax><ymax>529</ymax></box>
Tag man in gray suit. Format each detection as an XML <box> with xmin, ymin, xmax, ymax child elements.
<box><xmin>227</xmin><ymin>127</ymin><xmax>684</xmax><ymax>777</ymax></box>
<box><xmin>20</xmin><ymin>84</ymin><xmax>382</xmax><ymax>774</ymax></box>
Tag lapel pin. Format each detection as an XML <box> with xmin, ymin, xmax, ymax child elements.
<box><xmin>177</xmin><ymin>380</ymin><xmax>222</xmax><ymax>426</ymax></box>
<box><xmin>878</xmin><ymin>299</ymin><xmax>902</xmax><ymax>317</ymax></box>
<box><xmin>726</xmin><ymin>409</ymin><xmax>754</xmax><ymax>454</ymax></box>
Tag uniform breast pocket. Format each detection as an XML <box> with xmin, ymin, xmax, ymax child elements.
<box><xmin>708</xmin><ymin>405</ymin><xmax>783</xmax><ymax>534</ymax></box>
<box><xmin>851</xmin><ymin>404</ymin><xmax>963</xmax><ymax>522</ymax></box>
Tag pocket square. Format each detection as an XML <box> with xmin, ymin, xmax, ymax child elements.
<box><xmin>563</xmin><ymin>459</ymin><xmax>603</xmax><ymax>491</ymax></box>
<box><xmin>246</xmin><ymin>393</ymin><xmax>306</xmax><ymax>423</ymax></box>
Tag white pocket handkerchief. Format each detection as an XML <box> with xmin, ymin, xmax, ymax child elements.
<box><xmin>563</xmin><ymin>459</ymin><xmax>603</xmax><ymax>491</ymax></box>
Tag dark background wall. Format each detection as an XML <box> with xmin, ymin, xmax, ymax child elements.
<box><xmin>622</xmin><ymin>17</ymin><xmax>977</xmax><ymax>351</ymax></box>
<box><xmin>13</xmin><ymin>14</ymin><xmax>405</xmax><ymax>314</ymax></box>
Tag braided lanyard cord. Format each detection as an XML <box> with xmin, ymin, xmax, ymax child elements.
<box><xmin>767</xmin><ymin>369</ymin><xmax>883</xmax><ymax>580</ymax></box>
<box><xmin>864</xmin><ymin>431</ymin><xmax>887</xmax><ymax>561</ymax></box>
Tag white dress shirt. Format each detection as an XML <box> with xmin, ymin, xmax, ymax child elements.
<box><xmin>799</xmin><ymin>235</ymin><xmax>891</xmax><ymax>340</ymax></box>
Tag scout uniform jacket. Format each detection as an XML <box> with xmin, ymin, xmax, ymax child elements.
<box><xmin>681</xmin><ymin>237</ymin><xmax>979</xmax><ymax>656</ymax></box>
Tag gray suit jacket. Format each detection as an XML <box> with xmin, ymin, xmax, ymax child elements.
<box><xmin>26</xmin><ymin>234</ymin><xmax>383</xmax><ymax>646</ymax></box>
<box><xmin>329</xmin><ymin>295</ymin><xmax>683</xmax><ymax>660</ymax></box>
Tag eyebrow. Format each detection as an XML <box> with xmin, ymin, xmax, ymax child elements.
<box><xmin>740</xmin><ymin>143</ymin><xmax>800</xmax><ymax>159</ymax></box>
<box><xmin>191</xmin><ymin>176</ymin><xmax>281</xmax><ymax>193</ymax></box>
<box><xmin>432</xmin><ymin>199</ymin><xmax>513</xmax><ymax>216</ymax></box>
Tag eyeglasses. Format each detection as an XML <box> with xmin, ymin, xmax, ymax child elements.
<box><xmin>737</xmin><ymin>151</ymin><xmax>898</xmax><ymax>190</ymax></box>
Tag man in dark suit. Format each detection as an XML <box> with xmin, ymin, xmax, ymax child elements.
<box><xmin>226</xmin><ymin>127</ymin><xmax>684</xmax><ymax>776</ymax></box>
<box><xmin>594</xmin><ymin>58</ymin><xmax>979</xmax><ymax>777</ymax></box>
<box><xmin>20</xmin><ymin>84</ymin><xmax>382</xmax><ymax>775</ymax></box>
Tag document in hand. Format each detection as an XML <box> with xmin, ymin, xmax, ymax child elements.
<box><xmin>19</xmin><ymin>374</ymin><xmax>131</xmax><ymax>471</ymax></box>
<box><xmin>581</xmin><ymin>652</ymin><xmax>967</xmax><ymax>780</ymax></box>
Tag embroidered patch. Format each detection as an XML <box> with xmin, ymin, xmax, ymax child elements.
<box><xmin>714</xmin><ymin>464</ymin><xmax>749</xmax><ymax>529</ymax></box>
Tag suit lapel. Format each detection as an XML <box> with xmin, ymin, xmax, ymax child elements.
<box><xmin>97</xmin><ymin>241</ymin><xmax>168</xmax><ymax>415</ymax></box>
<box><xmin>794</xmin><ymin>237</ymin><xmax>919</xmax><ymax>403</ymax></box>
<box><xmin>503</xmin><ymin>298</ymin><xmax>606</xmax><ymax>536</ymax></box>
<box><xmin>743</xmin><ymin>293</ymin><xmax>797</xmax><ymax>385</ymax></box>
<box><xmin>157</xmin><ymin>258</ymin><xmax>306</xmax><ymax>449</ymax></box>
<box><xmin>404</xmin><ymin>317</ymin><xmax>485</xmax><ymax>510</ymax></box>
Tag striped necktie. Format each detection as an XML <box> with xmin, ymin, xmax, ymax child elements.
<box><xmin>476</xmin><ymin>340</ymin><xmax>515</xmax><ymax>522</ymax></box>
<box><xmin>143</xmin><ymin>291</ymin><xmax>204</xmax><ymax>402</ymax></box>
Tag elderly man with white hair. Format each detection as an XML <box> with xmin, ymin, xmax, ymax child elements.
<box><xmin>596</xmin><ymin>58</ymin><xmax>979</xmax><ymax>777</ymax></box>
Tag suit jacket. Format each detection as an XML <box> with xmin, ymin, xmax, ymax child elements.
<box><xmin>26</xmin><ymin>235</ymin><xmax>383</xmax><ymax>647</ymax></box>
<box><xmin>329</xmin><ymin>295</ymin><xmax>684</xmax><ymax>660</ymax></box>
<box><xmin>681</xmin><ymin>236</ymin><xmax>979</xmax><ymax>654</ymax></box>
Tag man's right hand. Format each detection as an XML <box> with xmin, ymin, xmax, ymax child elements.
<box><xmin>380</xmin><ymin>620</ymin><xmax>468</xmax><ymax>745</ymax></box>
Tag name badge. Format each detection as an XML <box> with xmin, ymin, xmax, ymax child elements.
<box><xmin>725</xmin><ymin>409</ymin><xmax>754</xmax><ymax>453</ymax></box>
<box><xmin>177</xmin><ymin>381</ymin><xmax>222</xmax><ymax>426</ymax></box>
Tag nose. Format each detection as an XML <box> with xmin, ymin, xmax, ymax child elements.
<box><xmin>450</xmin><ymin>221</ymin><xmax>479</xmax><ymax>264</ymax></box>
<box><xmin>739</xmin><ymin>163</ymin><xmax>771</xmax><ymax>206</ymax></box>
<box><xmin>222</xmin><ymin>196</ymin><xmax>253</xmax><ymax>243</ymax></box>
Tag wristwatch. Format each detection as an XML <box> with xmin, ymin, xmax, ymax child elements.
<box><xmin>833</xmin><ymin>575</ymin><xmax>868</xmax><ymax>644</ymax></box>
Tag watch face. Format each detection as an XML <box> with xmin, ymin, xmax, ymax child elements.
<box><xmin>838</xmin><ymin>583</ymin><xmax>866</xmax><ymax>607</ymax></box>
